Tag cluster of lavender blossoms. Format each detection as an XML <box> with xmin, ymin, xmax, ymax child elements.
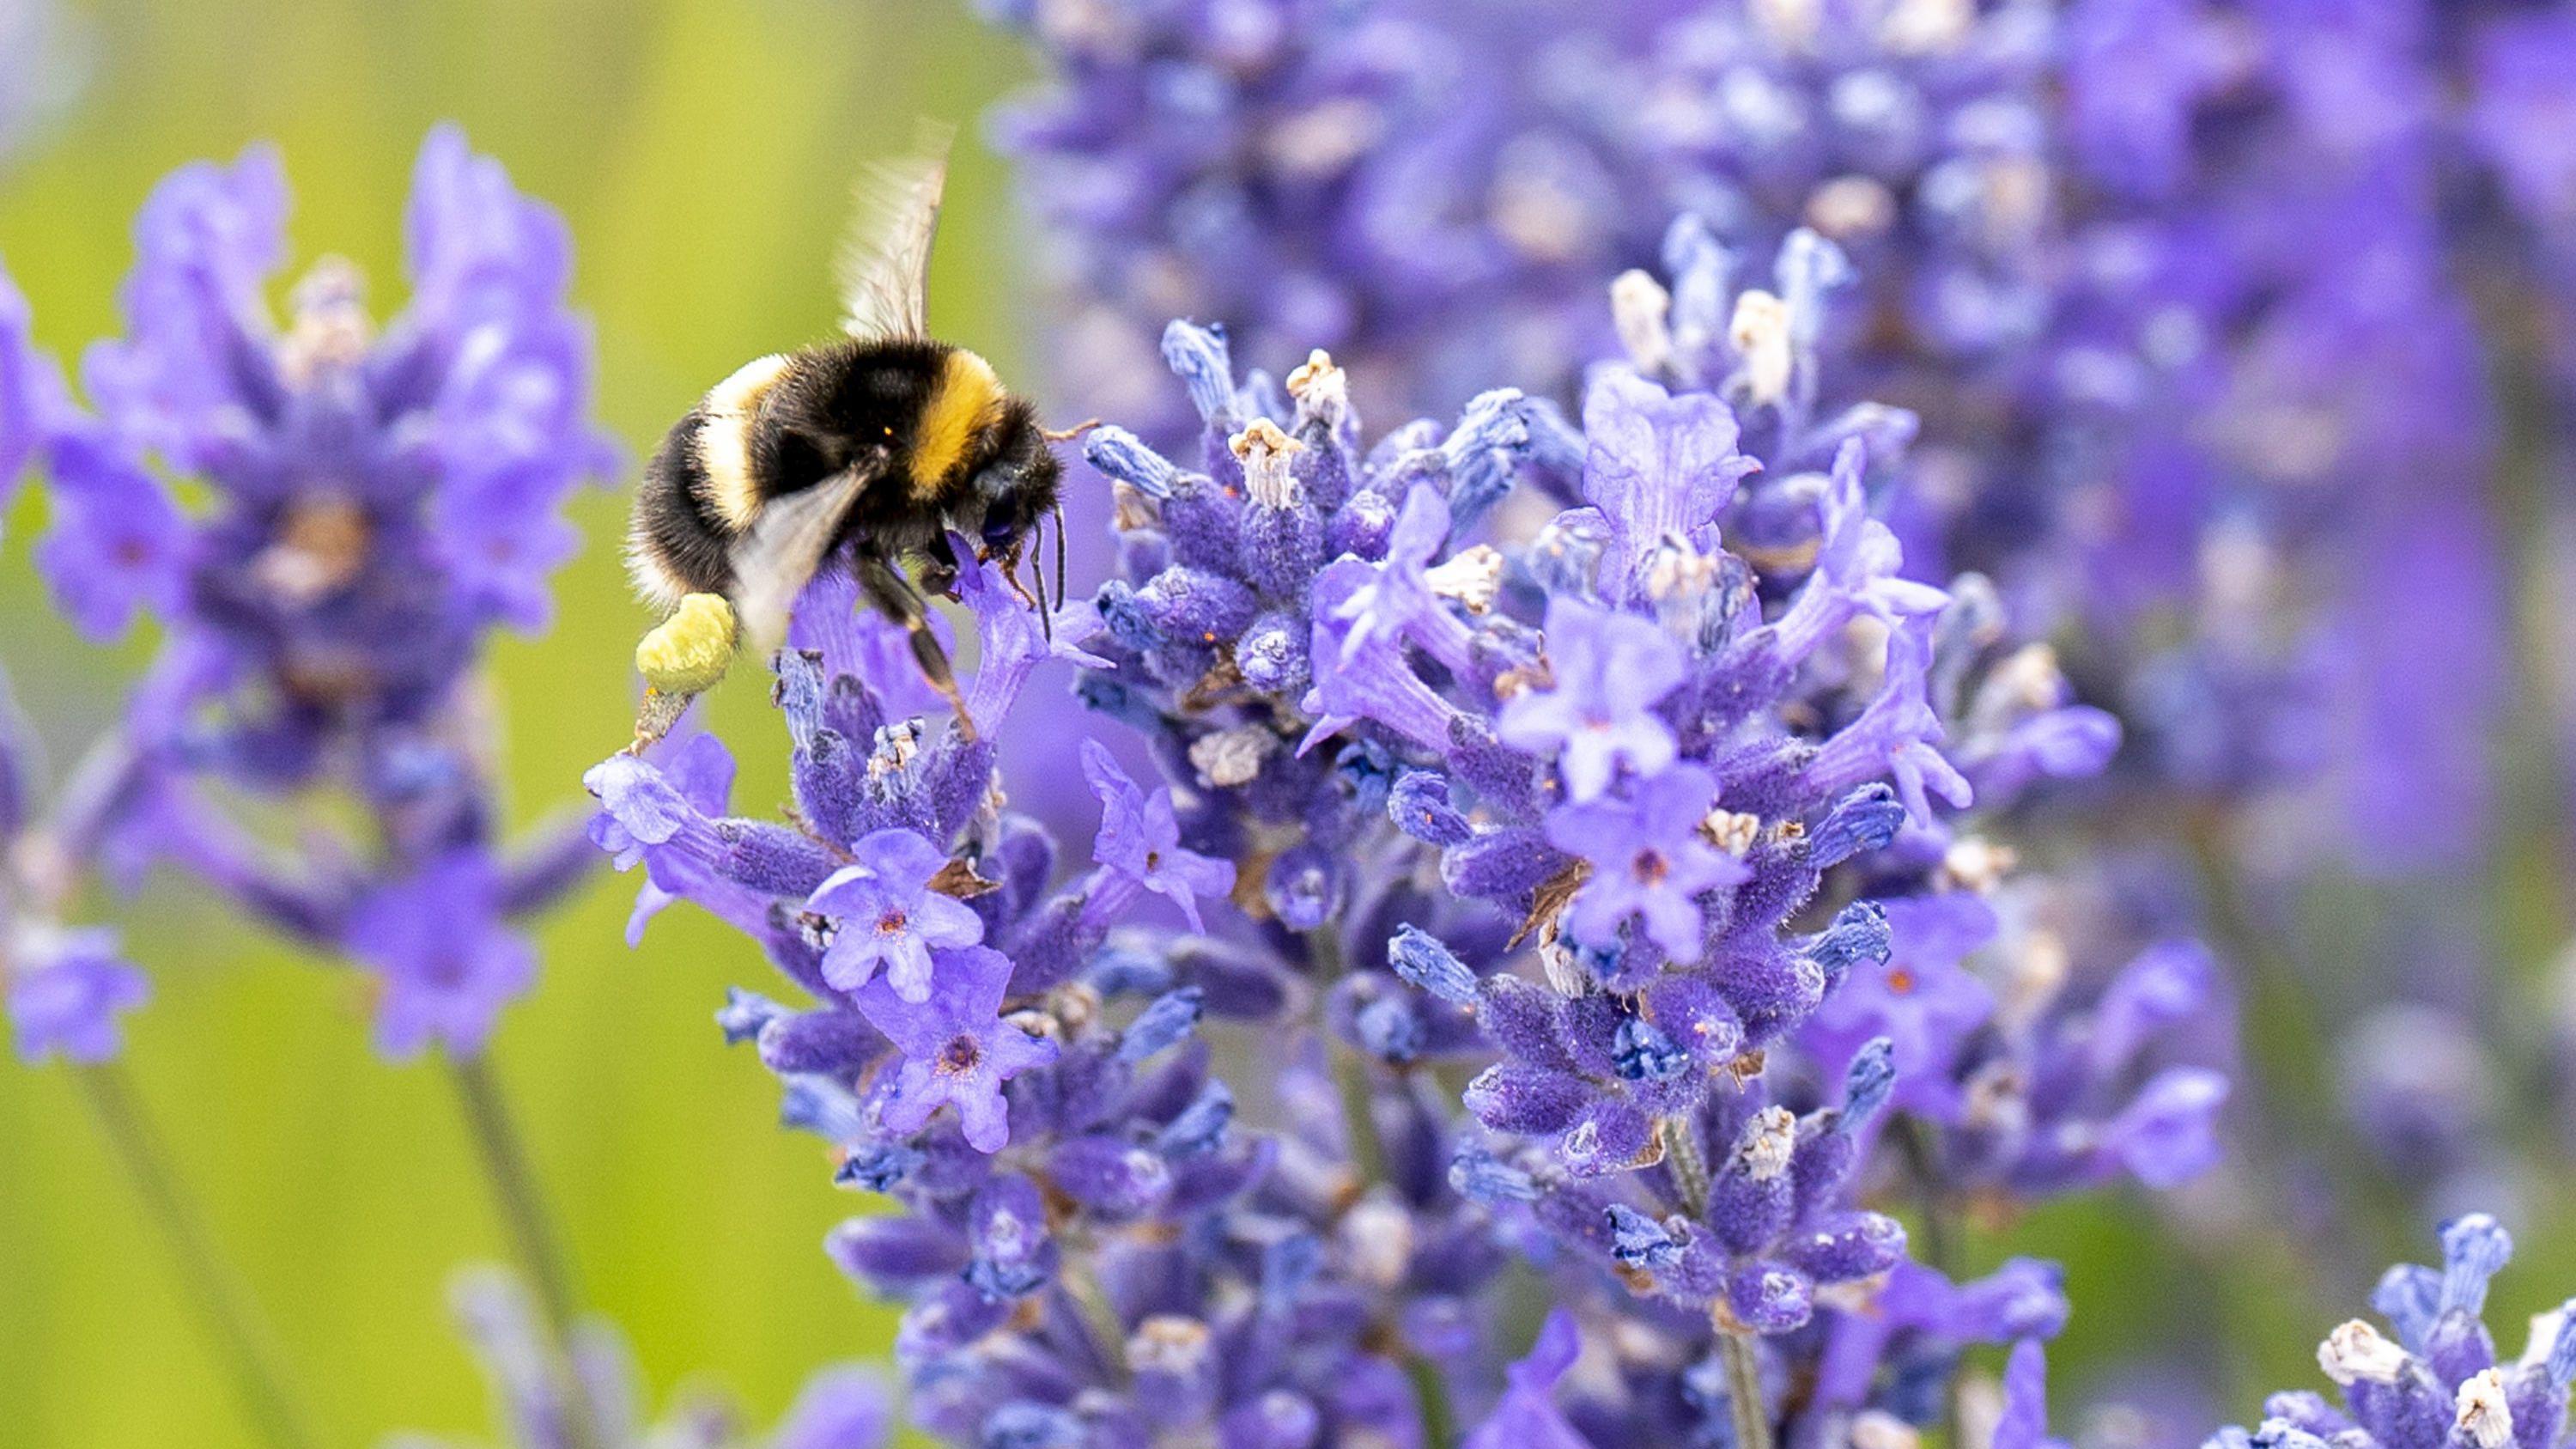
<box><xmin>973</xmin><ymin>0</ymin><xmax>2576</xmax><ymax>1239</ymax></box>
<box><xmin>592</xmin><ymin>216</ymin><xmax>2232</xmax><ymax>1441</ymax></box>
<box><xmin>974</xmin><ymin>0</ymin><xmax>2558</xmax><ymax>863</ymax></box>
<box><xmin>0</xmin><ymin>126</ymin><xmax>617</xmax><ymax>1059</ymax></box>
<box><xmin>5</xmin><ymin>2</ymin><xmax>2568</xmax><ymax>1445</ymax></box>
<box><xmin>2209</xmin><ymin>1217</ymin><xmax>2576</xmax><ymax>1449</ymax></box>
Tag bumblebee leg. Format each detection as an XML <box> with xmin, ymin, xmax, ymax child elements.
<box><xmin>996</xmin><ymin>540</ymin><xmax>1042</xmax><ymax>613</ymax></box>
<box><xmin>921</xmin><ymin>531</ymin><xmax>962</xmax><ymax>599</ymax></box>
<box><xmin>629</xmin><ymin>688</ymin><xmax>696</xmax><ymax>754</ymax></box>
<box><xmin>857</xmin><ymin>553</ymin><xmax>978</xmax><ymax>741</ymax></box>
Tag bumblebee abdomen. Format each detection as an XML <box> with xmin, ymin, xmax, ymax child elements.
<box><xmin>627</xmin><ymin>409</ymin><xmax>741</xmax><ymax>608</ymax></box>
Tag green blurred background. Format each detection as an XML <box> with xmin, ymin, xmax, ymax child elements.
<box><xmin>0</xmin><ymin>3</ymin><xmax>2568</xmax><ymax>1447</ymax></box>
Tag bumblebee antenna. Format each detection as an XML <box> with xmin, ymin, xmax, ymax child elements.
<box><xmin>1051</xmin><ymin>498</ymin><xmax>1069</xmax><ymax>629</ymax></box>
<box><xmin>1033</xmin><ymin>515</ymin><xmax>1054</xmax><ymax>642</ymax></box>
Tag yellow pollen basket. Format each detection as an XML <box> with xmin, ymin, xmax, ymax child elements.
<box><xmin>635</xmin><ymin>593</ymin><xmax>740</xmax><ymax>696</ymax></box>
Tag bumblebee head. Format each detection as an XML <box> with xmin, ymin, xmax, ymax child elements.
<box><xmin>963</xmin><ymin>407</ymin><xmax>1070</xmax><ymax>631</ymax></box>
<box><xmin>967</xmin><ymin>413</ymin><xmax>1062</xmax><ymax>556</ymax></box>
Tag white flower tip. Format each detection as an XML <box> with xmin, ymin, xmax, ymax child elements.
<box><xmin>1423</xmin><ymin>545</ymin><xmax>1504</xmax><ymax>613</ymax></box>
<box><xmin>1230</xmin><ymin>417</ymin><xmax>1304</xmax><ymax>508</ymax></box>
<box><xmin>1851</xmin><ymin>1409</ymin><xmax>1923</xmax><ymax>1449</ymax></box>
<box><xmin>1701</xmin><ymin>808</ymin><xmax>1764</xmax><ymax>857</ymax></box>
<box><xmin>2456</xmin><ymin>1368</ymin><xmax>2515</xmax><ymax>1449</ymax></box>
<box><xmin>1612</xmin><ymin>269</ymin><xmax>1674</xmax><ymax>374</ymax></box>
<box><xmin>1188</xmin><ymin>726</ymin><xmax>1274</xmax><ymax>789</ymax></box>
<box><xmin>1729</xmin><ymin>289</ymin><xmax>1794</xmax><ymax>405</ymax></box>
<box><xmin>1285</xmin><ymin>349</ymin><xmax>1349</xmax><ymax>428</ymax></box>
<box><xmin>1128</xmin><ymin>1314</ymin><xmax>1212</xmax><ymax>1374</ymax></box>
<box><xmin>1738</xmin><ymin>1105</ymin><xmax>1797</xmax><ymax>1181</ymax></box>
<box><xmin>2318</xmin><ymin>1319</ymin><xmax>2410</xmax><ymax>1386</ymax></box>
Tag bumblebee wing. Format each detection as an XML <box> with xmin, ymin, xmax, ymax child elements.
<box><xmin>836</xmin><ymin>120</ymin><xmax>953</xmax><ymax>342</ymax></box>
<box><xmin>729</xmin><ymin>468</ymin><xmax>870</xmax><ymax>657</ymax></box>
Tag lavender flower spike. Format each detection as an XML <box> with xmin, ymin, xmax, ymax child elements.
<box><xmin>2207</xmin><ymin>1215</ymin><xmax>2576</xmax><ymax>1449</ymax></box>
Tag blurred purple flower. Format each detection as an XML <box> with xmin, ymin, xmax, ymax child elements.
<box><xmin>6</xmin><ymin>928</ymin><xmax>148</xmax><ymax>1065</ymax></box>
<box><xmin>347</xmin><ymin>850</ymin><xmax>537</xmax><ymax>1060</ymax></box>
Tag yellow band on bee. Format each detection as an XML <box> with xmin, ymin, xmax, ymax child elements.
<box><xmin>636</xmin><ymin>593</ymin><xmax>739</xmax><ymax>696</ymax></box>
<box><xmin>910</xmin><ymin>348</ymin><xmax>1002</xmax><ymax>496</ymax></box>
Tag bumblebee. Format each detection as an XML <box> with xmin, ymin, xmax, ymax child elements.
<box><xmin>624</xmin><ymin>125</ymin><xmax>1078</xmax><ymax>749</ymax></box>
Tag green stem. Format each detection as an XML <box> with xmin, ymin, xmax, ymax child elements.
<box><xmin>1061</xmin><ymin>1251</ymin><xmax>1133</xmax><ymax>1387</ymax></box>
<box><xmin>1309</xmin><ymin>927</ymin><xmax>1455</xmax><ymax>1446</ymax></box>
<box><xmin>76</xmin><ymin>1063</ymin><xmax>322</xmax><ymax>1449</ymax></box>
<box><xmin>443</xmin><ymin>1050</ymin><xmax>603</xmax><ymax>1449</ymax></box>
<box><xmin>1659</xmin><ymin>1117</ymin><xmax>1711</xmax><ymax>1219</ymax></box>
<box><xmin>1893</xmin><ymin>1117</ymin><xmax>1958</xmax><ymax>1276</ymax></box>
<box><xmin>1405</xmin><ymin>1350</ymin><xmax>1461</xmax><ymax>1449</ymax></box>
<box><xmin>1718</xmin><ymin>1326</ymin><xmax>1772</xmax><ymax>1449</ymax></box>
<box><xmin>1331</xmin><ymin>1045</ymin><xmax>1391</xmax><ymax>1188</ymax></box>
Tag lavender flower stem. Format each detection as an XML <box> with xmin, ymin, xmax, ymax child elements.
<box><xmin>441</xmin><ymin>1050</ymin><xmax>603</xmax><ymax>1449</ymax></box>
<box><xmin>1659</xmin><ymin>1117</ymin><xmax>1711</xmax><ymax>1218</ymax></box>
<box><xmin>1404</xmin><ymin>1353</ymin><xmax>1461</xmax><ymax>1449</ymax></box>
<box><xmin>1893</xmin><ymin>1119</ymin><xmax>1956</xmax><ymax>1275</ymax></box>
<box><xmin>1718</xmin><ymin>1327</ymin><xmax>1771</xmax><ymax>1449</ymax></box>
<box><xmin>75</xmin><ymin>1064</ymin><xmax>321</xmax><ymax>1449</ymax></box>
<box><xmin>1310</xmin><ymin>929</ymin><xmax>1455</xmax><ymax>1445</ymax></box>
<box><xmin>1330</xmin><ymin>1048</ymin><xmax>1391</xmax><ymax>1188</ymax></box>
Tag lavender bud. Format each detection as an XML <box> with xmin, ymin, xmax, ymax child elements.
<box><xmin>1388</xmin><ymin>925</ymin><xmax>1477</xmax><ymax>1005</ymax></box>
<box><xmin>1048</xmin><ymin>1135</ymin><xmax>1175</xmax><ymax>1219</ymax></box>
<box><xmin>1612</xmin><ymin>1017</ymin><xmax>1690</xmax><ymax>1083</ymax></box>
<box><xmin>1156</xmin><ymin>1081</ymin><xmax>1234</xmax><ymax>1158</ymax></box>
<box><xmin>1388</xmin><ymin>770</ymin><xmax>1473</xmax><ymax>846</ymax></box>
<box><xmin>1806</xmin><ymin>901</ymin><xmax>1893</xmax><ymax>983</ymax></box>
<box><xmin>1084</xmin><ymin>425</ymin><xmax>1179</xmax><ymax>497</ymax></box>
<box><xmin>1353</xmin><ymin>995</ymin><xmax>1424</xmax><ymax>1064</ymax></box>
<box><xmin>1811</xmin><ymin>783</ymin><xmax>1906</xmax><ymax>868</ymax></box>
<box><xmin>1160</xmin><ymin>320</ymin><xmax>1237</xmax><ymax>427</ymax></box>
<box><xmin>1786</xmin><ymin>1211</ymin><xmax>1907</xmax><ymax>1283</ymax></box>
<box><xmin>716</xmin><ymin>987</ymin><xmax>789</xmax><ymax>1044</ymax></box>
<box><xmin>1117</xmin><ymin>987</ymin><xmax>1205</xmax><ymax>1062</ymax></box>
<box><xmin>831</xmin><ymin>1144</ymin><xmax>920</xmax><ymax>1201</ymax></box>
<box><xmin>1450</xmin><ymin>1145</ymin><xmax>1539</xmax><ymax>1205</ymax></box>
<box><xmin>1607</xmin><ymin>1203</ymin><xmax>1683</xmax><ymax>1269</ymax></box>
<box><xmin>1464</xmin><ymin>1063</ymin><xmax>1589</xmax><ymax>1135</ymax></box>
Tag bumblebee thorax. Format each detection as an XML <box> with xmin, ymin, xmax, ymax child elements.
<box><xmin>909</xmin><ymin>348</ymin><xmax>1005</xmax><ymax>496</ymax></box>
